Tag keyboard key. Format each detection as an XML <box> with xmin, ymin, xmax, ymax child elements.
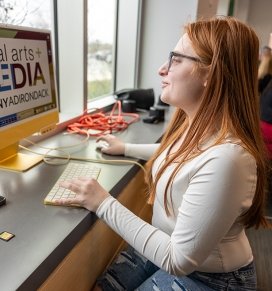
<box><xmin>44</xmin><ymin>162</ymin><xmax>101</xmax><ymax>206</ymax></box>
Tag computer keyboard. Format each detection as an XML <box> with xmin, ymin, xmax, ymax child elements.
<box><xmin>44</xmin><ymin>162</ymin><xmax>101</xmax><ymax>206</ymax></box>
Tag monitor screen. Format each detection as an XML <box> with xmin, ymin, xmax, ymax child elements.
<box><xmin>0</xmin><ymin>24</ymin><xmax>59</xmax><ymax>171</ymax></box>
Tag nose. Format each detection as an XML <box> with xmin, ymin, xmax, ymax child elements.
<box><xmin>158</xmin><ymin>61</ymin><xmax>168</xmax><ymax>76</ymax></box>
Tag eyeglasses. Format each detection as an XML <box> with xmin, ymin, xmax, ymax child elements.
<box><xmin>168</xmin><ymin>51</ymin><xmax>201</xmax><ymax>71</ymax></box>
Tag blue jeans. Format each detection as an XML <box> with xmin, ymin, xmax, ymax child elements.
<box><xmin>96</xmin><ymin>247</ymin><xmax>257</xmax><ymax>290</ymax></box>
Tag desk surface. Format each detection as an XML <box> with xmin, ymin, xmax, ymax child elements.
<box><xmin>0</xmin><ymin>111</ymin><xmax>169</xmax><ymax>291</ymax></box>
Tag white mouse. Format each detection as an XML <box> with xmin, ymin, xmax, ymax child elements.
<box><xmin>96</xmin><ymin>140</ymin><xmax>109</xmax><ymax>150</ymax></box>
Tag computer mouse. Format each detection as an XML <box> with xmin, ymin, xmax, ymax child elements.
<box><xmin>96</xmin><ymin>140</ymin><xmax>109</xmax><ymax>150</ymax></box>
<box><xmin>0</xmin><ymin>196</ymin><xmax>6</xmax><ymax>206</ymax></box>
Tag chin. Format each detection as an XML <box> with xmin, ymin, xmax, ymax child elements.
<box><xmin>160</xmin><ymin>94</ymin><xmax>170</xmax><ymax>105</ymax></box>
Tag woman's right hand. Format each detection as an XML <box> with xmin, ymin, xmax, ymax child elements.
<box><xmin>96</xmin><ymin>134</ymin><xmax>125</xmax><ymax>155</ymax></box>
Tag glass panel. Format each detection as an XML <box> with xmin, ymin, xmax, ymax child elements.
<box><xmin>0</xmin><ymin>0</ymin><xmax>52</xmax><ymax>29</ymax></box>
<box><xmin>88</xmin><ymin>0</ymin><xmax>116</xmax><ymax>100</ymax></box>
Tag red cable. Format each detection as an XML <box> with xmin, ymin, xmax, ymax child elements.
<box><xmin>67</xmin><ymin>100</ymin><xmax>139</xmax><ymax>136</ymax></box>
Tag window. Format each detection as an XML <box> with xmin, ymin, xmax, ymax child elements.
<box><xmin>0</xmin><ymin>0</ymin><xmax>140</xmax><ymax>122</ymax></box>
<box><xmin>0</xmin><ymin>0</ymin><xmax>52</xmax><ymax>29</ymax></box>
<box><xmin>87</xmin><ymin>0</ymin><xmax>117</xmax><ymax>100</ymax></box>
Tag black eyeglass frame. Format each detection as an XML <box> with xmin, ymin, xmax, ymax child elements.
<box><xmin>168</xmin><ymin>51</ymin><xmax>201</xmax><ymax>71</ymax></box>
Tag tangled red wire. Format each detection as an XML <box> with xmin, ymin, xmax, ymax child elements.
<box><xmin>67</xmin><ymin>100</ymin><xmax>139</xmax><ymax>136</ymax></box>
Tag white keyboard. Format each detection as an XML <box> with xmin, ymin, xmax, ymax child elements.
<box><xmin>44</xmin><ymin>162</ymin><xmax>101</xmax><ymax>206</ymax></box>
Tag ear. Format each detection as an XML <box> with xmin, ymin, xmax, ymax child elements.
<box><xmin>202</xmin><ymin>69</ymin><xmax>209</xmax><ymax>87</ymax></box>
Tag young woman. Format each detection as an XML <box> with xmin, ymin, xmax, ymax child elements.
<box><xmin>58</xmin><ymin>17</ymin><xmax>269</xmax><ymax>290</ymax></box>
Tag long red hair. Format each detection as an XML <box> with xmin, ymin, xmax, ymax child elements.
<box><xmin>145</xmin><ymin>17</ymin><xmax>269</xmax><ymax>229</ymax></box>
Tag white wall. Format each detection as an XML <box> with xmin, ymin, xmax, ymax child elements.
<box><xmin>245</xmin><ymin>0</ymin><xmax>272</xmax><ymax>47</ymax></box>
<box><xmin>232</xmin><ymin>0</ymin><xmax>272</xmax><ymax>48</ymax></box>
<box><xmin>57</xmin><ymin>0</ymin><xmax>86</xmax><ymax>115</ymax></box>
<box><xmin>137</xmin><ymin>0</ymin><xmax>198</xmax><ymax>100</ymax></box>
<box><xmin>115</xmin><ymin>0</ymin><xmax>140</xmax><ymax>91</ymax></box>
<box><xmin>233</xmin><ymin>0</ymin><xmax>250</xmax><ymax>22</ymax></box>
<box><xmin>197</xmin><ymin>0</ymin><xmax>219</xmax><ymax>18</ymax></box>
<box><xmin>217</xmin><ymin>0</ymin><xmax>230</xmax><ymax>16</ymax></box>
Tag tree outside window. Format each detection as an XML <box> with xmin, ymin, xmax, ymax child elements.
<box><xmin>0</xmin><ymin>0</ymin><xmax>51</xmax><ymax>29</ymax></box>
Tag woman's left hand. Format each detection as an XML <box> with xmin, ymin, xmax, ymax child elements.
<box><xmin>55</xmin><ymin>178</ymin><xmax>110</xmax><ymax>212</ymax></box>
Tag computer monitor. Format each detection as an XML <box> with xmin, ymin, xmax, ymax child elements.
<box><xmin>0</xmin><ymin>24</ymin><xmax>59</xmax><ymax>171</ymax></box>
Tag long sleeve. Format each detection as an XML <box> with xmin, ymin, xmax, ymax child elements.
<box><xmin>124</xmin><ymin>143</ymin><xmax>160</xmax><ymax>160</ymax></box>
<box><xmin>96</xmin><ymin>143</ymin><xmax>256</xmax><ymax>275</ymax></box>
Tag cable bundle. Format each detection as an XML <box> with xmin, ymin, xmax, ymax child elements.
<box><xmin>67</xmin><ymin>100</ymin><xmax>139</xmax><ymax>136</ymax></box>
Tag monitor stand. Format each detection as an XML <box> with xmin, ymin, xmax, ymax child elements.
<box><xmin>0</xmin><ymin>143</ymin><xmax>43</xmax><ymax>172</ymax></box>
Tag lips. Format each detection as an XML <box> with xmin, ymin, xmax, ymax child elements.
<box><xmin>161</xmin><ymin>81</ymin><xmax>169</xmax><ymax>88</ymax></box>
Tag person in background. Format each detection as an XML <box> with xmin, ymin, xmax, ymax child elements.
<box><xmin>260</xmin><ymin>79</ymin><xmax>272</xmax><ymax>210</ymax></box>
<box><xmin>260</xmin><ymin>79</ymin><xmax>272</xmax><ymax>158</ymax></box>
<box><xmin>57</xmin><ymin>17</ymin><xmax>269</xmax><ymax>290</ymax></box>
<box><xmin>258</xmin><ymin>46</ymin><xmax>272</xmax><ymax>94</ymax></box>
